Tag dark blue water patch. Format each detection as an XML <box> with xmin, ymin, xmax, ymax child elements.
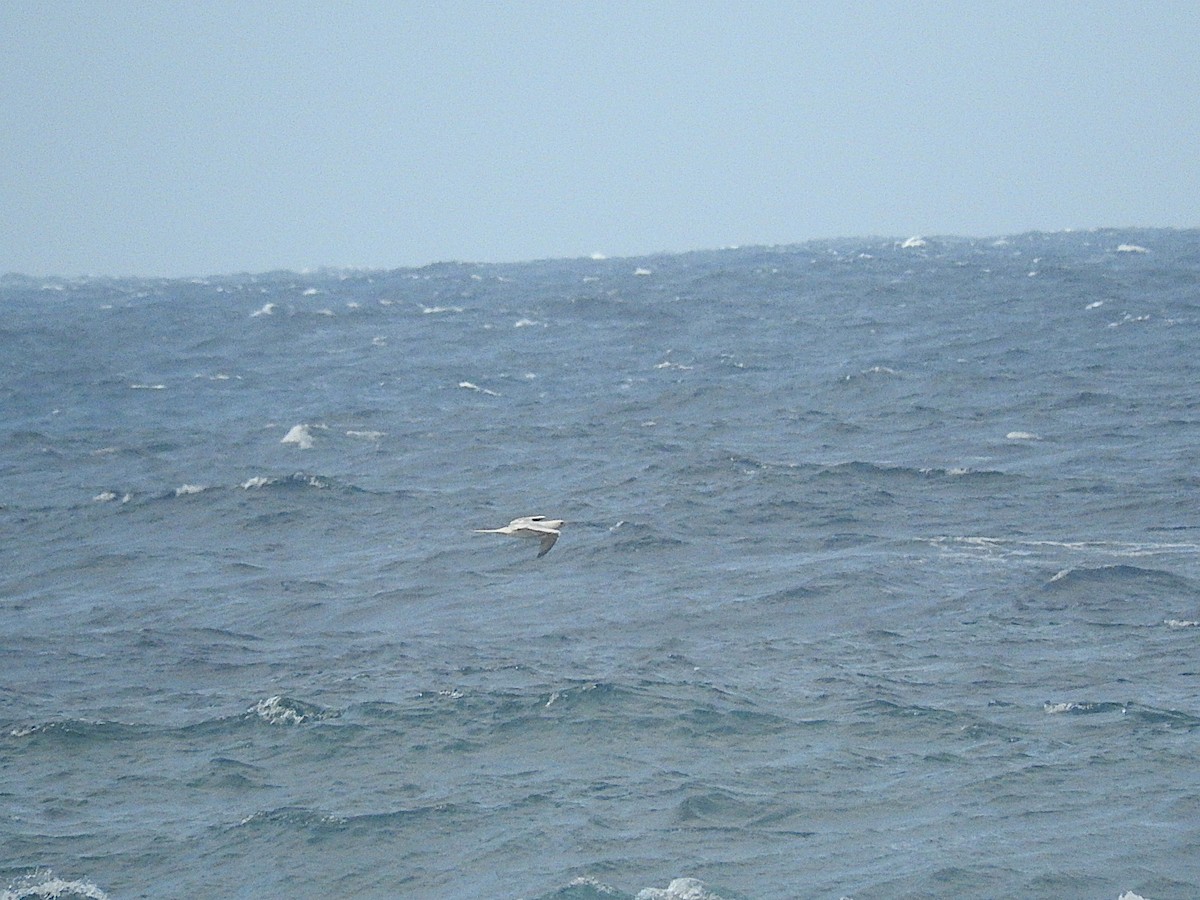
<box><xmin>185</xmin><ymin>756</ymin><xmax>272</xmax><ymax>791</ymax></box>
<box><xmin>1124</xmin><ymin>703</ymin><xmax>1200</xmax><ymax>731</ymax></box>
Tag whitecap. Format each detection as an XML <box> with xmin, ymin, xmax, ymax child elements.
<box><xmin>252</xmin><ymin>695</ymin><xmax>308</xmax><ymax>725</ymax></box>
<box><xmin>1108</xmin><ymin>313</ymin><xmax>1151</xmax><ymax>327</ymax></box>
<box><xmin>1006</xmin><ymin>431</ymin><xmax>1040</xmax><ymax>441</ymax></box>
<box><xmin>1044</xmin><ymin>701</ymin><xmax>1083</xmax><ymax>714</ymax></box>
<box><xmin>1165</xmin><ymin>619</ymin><xmax>1199</xmax><ymax>629</ymax></box>
<box><xmin>1115</xmin><ymin>244</ymin><xmax>1149</xmax><ymax>253</ymax></box>
<box><xmin>565</xmin><ymin>877</ymin><xmax>621</xmax><ymax>895</ymax></box>
<box><xmin>250</xmin><ymin>302</ymin><xmax>275</xmax><ymax>317</ymax></box>
<box><xmin>301</xmin><ymin>287</ymin><xmax>320</xmax><ymax>296</ymax></box>
<box><xmin>129</xmin><ymin>383</ymin><xmax>165</xmax><ymax>390</ymax></box>
<box><xmin>458</xmin><ymin>381</ymin><xmax>500</xmax><ymax>396</ymax></box>
<box><xmin>346</xmin><ymin>430</ymin><xmax>385</xmax><ymax>440</ymax></box>
<box><xmin>281</xmin><ymin>424</ymin><xmax>314</xmax><ymax>449</ymax></box>
<box><xmin>1044</xmin><ymin>700</ymin><xmax>1120</xmax><ymax>715</ymax></box>
<box><xmin>634</xmin><ymin>267</ymin><xmax>653</xmax><ymax>276</ymax></box>
<box><xmin>1085</xmin><ymin>300</ymin><xmax>1104</xmax><ymax>309</ymax></box>
<box><xmin>174</xmin><ymin>484</ymin><xmax>206</xmax><ymax>496</ymax></box>
<box><xmin>241</xmin><ymin>476</ymin><xmax>273</xmax><ymax>490</ymax></box>
<box><xmin>636</xmin><ymin>877</ymin><xmax>730</xmax><ymax>900</ymax></box>
<box><xmin>899</xmin><ymin>236</ymin><xmax>927</xmax><ymax>249</ymax></box>
<box><xmin>421</xmin><ymin>305</ymin><xmax>463</xmax><ymax>314</ymax></box>
<box><xmin>1</xmin><ymin>871</ymin><xmax>111</xmax><ymax>900</ymax></box>
<box><xmin>92</xmin><ymin>490</ymin><xmax>132</xmax><ymax>504</ymax></box>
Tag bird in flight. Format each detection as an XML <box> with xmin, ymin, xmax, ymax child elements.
<box><xmin>475</xmin><ymin>515</ymin><xmax>565</xmax><ymax>558</ymax></box>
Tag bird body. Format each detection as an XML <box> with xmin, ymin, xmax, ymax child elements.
<box><xmin>475</xmin><ymin>515</ymin><xmax>564</xmax><ymax>557</ymax></box>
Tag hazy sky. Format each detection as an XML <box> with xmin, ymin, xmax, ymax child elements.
<box><xmin>3</xmin><ymin>2</ymin><xmax>1197</xmax><ymax>277</ymax></box>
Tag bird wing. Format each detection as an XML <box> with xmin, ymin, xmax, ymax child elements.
<box><xmin>510</xmin><ymin>515</ymin><xmax>546</xmax><ymax>527</ymax></box>
<box><xmin>536</xmin><ymin>531</ymin><xmax>559</xmax><ymax>557</ymax></box>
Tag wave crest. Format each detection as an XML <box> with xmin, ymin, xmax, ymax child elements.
<box><xmin>250</xmin><ymin>695</ymin><xmax>334</xmax><ymax>726</ymax></box>
<box><xmin>1</xmin><ymin>871</ymin><xmax>110</xmax><ymax>900</ymax></box>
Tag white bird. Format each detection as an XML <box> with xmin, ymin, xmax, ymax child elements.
<box><xmin>475</xmin><ymin>515</ymin><xmax>565</xmax><ymax>558</ymax></box>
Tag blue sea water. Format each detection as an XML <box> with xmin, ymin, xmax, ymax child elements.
<box><xmin>2</xmin><ymin>229</ymin><xmax>1199</xmax><ymax>900</ymax></box>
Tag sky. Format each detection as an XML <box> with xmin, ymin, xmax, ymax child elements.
<box><xmin>3</xmin><ymin>2</ymin><xmax>1198</xmax><ymax>277</ymax></box>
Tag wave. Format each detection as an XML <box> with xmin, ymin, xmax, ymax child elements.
<box><xmin>4</xmin><ymin>718</ymin><xmax>147</xmax><ymax>743</ymax></box>
<box><xmin>396</xmin><ymin>679</ymin><xmax>802</xmax><ymax>746</ymax></box>
<box><xmin>1030</xmin><ymin>562</ymin><xmax>1200</xmax><ymax>624</ymax></box>
<box><xmin>280</xmin><ymin>423</ymin><xmax>318</xmax><ymax>448</ymax></box>
<box><xmin>230</xmin><ymin>801</ymin><xmax>475</xmax><ymax>838</ymax></box>
<box><xmin>857</xmin><ymin>698</ymin><xmax>968</xmax><ymax>726</ymax></box>
<box><xmin>605</xmin><ymin>519</ymin><xmax>688</xmax><ymax>552</ymax></box>
<box><xmin>725</xmin><ymin>454</ymin><xmax>1018</xmax><ymax>484</ymax></box>
<box><xmin>6</xmin><ymin>693</ymin><xmax>338</xmax><ymax>743</ymax></box>
<box><xmin>1</xmin><ymin>872</ymin><xmax>110</xmax><ymax>900</ymax></box>
<box><xmin>248</xmin><ymin>694</ymin><xmax>336</xmax><ymax>726</ymax></box>
<box><xmin>634</xmin><ymin>877</ymin><xmax>743</xmax><ymax>900</ymax></box>
<box><xmin>238</xmin><ymin>471</ymin><xmax>357</xmax><ymax>493</ymax></box>
<box><xmin>531</xmin><ymin>876</ymin><xmax>744</xmax><ymax>900</ymax></box>
<box><xmin>536</xmin><ymin>877</ymin><xmax>628</xmax><ymax>899</ymax></box>
<box><xmin>1043</xmin><ymin>700</ymin><xmax>1200</xmax><ymax>729</ymax></box>
<box><xmin>1043</xmin><ymin>700</ymin><xmax>1128</xmax><ymax>716</ymax></box>
<box><xmin>1043</xmin><ymin>563</ymin><xmax>1198</xmax><ymax>594</ymax></box>
<box><xmin>186</xmin><ymin>756</ymin><xmax>269</xmax><ymax>791</ymax></box>
<box><xmin>935</xmin><ymin>536</ymin><xmax>1200</xmax><ymax>555</ymax></box>
<box><xmin>91</xmin><ymin>471</ymin><xmax>377</xmax><ymax>509</ymax></box>
<box><xmin>821</xmin><ymin>460</ymin><xmax>1016</xmax><ymax>483</ymax></box>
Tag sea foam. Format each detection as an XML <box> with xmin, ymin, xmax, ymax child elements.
<box><xmin>635</xmin><ymin>878</ymin><xmax>732</xmax><ymax>900</ymax></box>
<box><xmin>1</xmin><ymin>871</ymin><xmax>110</xmax><ymax>900</ymax></box>
<box><xmin>280</xmin><ymin>424</ymin><xmax>315</xmax><ymax>449</ymax></box>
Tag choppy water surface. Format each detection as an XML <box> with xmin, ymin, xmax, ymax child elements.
<box><xmin>3</xmin><ymin>230</ymin><xmax>1199</xmax><ymax>899</ymax></box>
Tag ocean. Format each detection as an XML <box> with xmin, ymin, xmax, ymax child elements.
<box><xmin>2</xmin><ymin>228</ymin><xmax>1198</xmax><ymax>899</ymax></box>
